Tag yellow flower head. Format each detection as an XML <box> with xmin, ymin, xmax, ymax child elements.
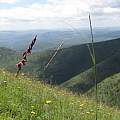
<box><xmin>46</xmin><ymin>100</ymin><xmax>52</xmax><ymax>104</ymax></box>
<box><xmin>31</xmin><ymin>111</ymin><xmax>36</xmax><ymax>115</ymax></box>
<box><xmin>2</xmin><ymin>71</ymin><xmax>5</xmax><ymax>74</ymax></box>
<box><xmin>21</xmin><ymin>73</ymin><xmax>25</xmax><ymax>76</ymax></box>
<box><xmin>80</xmin><ymin>104</ymin><xmax>84</xmax><ymax>107</ymax></box>
<box><xmin>86</xmin><ymin>111</ymin><xmax>90</xmax><ymax>114</ymax></box>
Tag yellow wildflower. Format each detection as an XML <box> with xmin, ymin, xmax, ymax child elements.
<box><xmin>80</xmin><ymin>104</ymin><xmax>84</xmax><ymax>107</ymax></box>
<box><xmin>21</xmin><ymin>73</ymin><xmax>25</xmax><ymax>76</ymax></box>
<box><xmin>46</xmin><ymin>100</ymin><xmax>52</xmax><ymax>104</ymax></box>
<box><xmin>2</xmin><ymin>71</ymin><xmax>5</xmax><ymax>74</ymax></box>
<box><xmin>86</xmin><ymin>111</ymin><xmax>90</xmax><ymax>114</ymax></box>
<box><xmin>31</xmin><ymin>111</ymin><xmax>36</xmax><ymax>115</ymax></box>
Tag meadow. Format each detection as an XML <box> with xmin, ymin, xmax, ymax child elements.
<box><xmin>0</xmin><ymin>69</ymin><xmax>120</xmax><ymax>120</ymax></box>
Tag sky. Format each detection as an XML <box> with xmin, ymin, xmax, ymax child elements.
<box><xmin>0</xmin><ymin>0</ymin><xmax>120</xmax><ymax>30</ymax></box>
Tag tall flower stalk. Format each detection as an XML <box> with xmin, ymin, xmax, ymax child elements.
<box><xmin>88</xmin><ymin>14</ymin><xmax>98</xmax><ymax>120</ymax></box>
<box><xmin>16</xmin><ymin>35</ymin><xmax>37</xmax><ymax>77</ymax></box>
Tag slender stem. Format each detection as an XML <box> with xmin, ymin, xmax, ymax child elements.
<box><xmin>89</xmin><ymin>14</ymin><xmax>98</xmax><ymax>120</ymax></box>
<box><xmin>16</xmin><ymin>69</ymin><xmax>20</xmax><ymax>77</ymax></box>
<box><xmin>44</xmin><ymin>41</ymin><xmax>64</xmax><ymax>71</ymax></box>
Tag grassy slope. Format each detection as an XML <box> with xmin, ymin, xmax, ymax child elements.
<box><xmin>1</xmin><ymin>38</ymin><xmax>120</xmax><ymax>84</ymax></box>
<box><xmin>0</xmin><ymin>69</ymin><xmax>120</xmax><ymax>120</ymax></box>
<box><xmin>61</xmin><ymin>49</ymin><xmax>120</xmax><ymax>93</ymax></box>
<box><xmin>0</xmin><ymin>47</ymin><xmax>19</xmax><ymax>72</ymax></box>
<box><xmin>41</xmin><ymin>38</ymin><xmax>120</xmax><ymax>84</ymax></box>
<box><xmin>27</xmin><ymin>38</ymin><xmax>120</xmax><ymax>84</ymax></box>
<box><xmin>87</xmin><ymin>72</ymin><xmax>120</xmax><ymax>108</ymax></box>
<box><xmin>60</xmin><ymin>49</ymin><xmax>120</xmax><ymax>108</ymax></box>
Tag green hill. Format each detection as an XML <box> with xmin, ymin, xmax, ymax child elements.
<box><xmin>1</xmin><ymin>38</ymin><xmax>120</xmax><ymax>84</ymax></box>
<box><xmin>1</xmin><ymin>38</ymin><xmax>120</xmax><ymax>85</ymax></box>
<box><xmin>0</xmin><ymin>47</ymin><xmax>19</xmax><ymax>71</ymax></box>
<box><xmin>28</xmin><ymin>38</ymin><xmax>120</xmax><ymax>84</ymax></box>
<box><xmin>1</xmin><ymin>37</ymin><xmax>120</xmax><ymax>85</ymax></box>
<box><xmin>0</xmin><ymin>69</ymin><xmax>120</xmax><ymax>120</ymax></box>
<box><xmin>60</xmin><ymin>48</ymin><xmax>120</xmax><ymax>93</ymax></box>
<box><xmin>60</xmin><ymin>47</ymin><xmax>120</xmax><ymax>108</ymax></box>
<box><xmin>87</xmin><ymin>72</ymin><xmax>120</xmax><ymax>108</ymax></box>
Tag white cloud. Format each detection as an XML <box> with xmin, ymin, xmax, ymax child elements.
<box><xmin>0</xmin><ymin>0</ymin><xmax>16</xmax><ymax>4</ymax></box>
<box><xmin>0</xmin><ymin>0</ymin><xmax>120</xmax><ymax>30</ymax></box>
<box><xmin>104</xmin><ymin>7</ymin><xmax>120</xmax><ymax>14</ymax></box>
<box><xmin>0</xmin><ymin>0</ymin><xmax>90</xmax><ymax>20</ymax></box>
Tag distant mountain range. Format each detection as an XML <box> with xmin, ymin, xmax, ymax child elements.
<box><xmin>0</xmin><ymin>28</ymin><xmax>120</xmax><ymax>52</ymax></box>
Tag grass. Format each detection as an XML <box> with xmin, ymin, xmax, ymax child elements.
<box><xmin>87</xmin><ymin>72</ymin><xmax>120</xmax><ymax>108</ymax></box>
<box><xmin>88</xmin><ymin>14</ymin><xmax>98</xmax><ymax>120</ymax></box>
<box><xmin>61</xmin><ymin>47</ymin><xmax>120</xmax><ymax>94</ymax></box>
<box><xmin>0</xmin><ymin>69</ymin><xmax>120</xmax><ymax>120</ymax></box>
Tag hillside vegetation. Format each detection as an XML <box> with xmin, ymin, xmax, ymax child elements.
<box><xmin>0</xmin><ymin>47</ymin><xmax>19</xmax><ymax>71</ymax></box>
<box><xmin>27</xmin><ymin>38</ymin><xmax>120</xmax><ymax>84</ymax></box>
<box><xmin>87</xmin><ymin>72</ymin><xmax>120</xmax><ymax>108</ymax></box>
<box><xmin>61</xmin><ymin>48</ymin><xmax>120</xmax><ymax>93</ymax></box>
<box><xmin>1</xmin><ymin>38</ymin><xmax>120</xmax><ymax>85</ymax></box>
<box><xmin>0</xmin><ymin>38</ymin><xmax>120</xmax><ymax>110</ymax></box>
<box><xmin>0</xmin><ymin>69</ymin><xmax>120</xmax><ymax>120</ymax></box>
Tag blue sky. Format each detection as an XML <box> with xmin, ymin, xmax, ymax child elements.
<box><xmin>0</xmin><ymin>0</ymin><xmax>120</xmax><ymax>30</ymax></box>
<box><xmin>0</xmin><ymin>0</ymin><xmax>47</xmax><ymax>9</ymax></box>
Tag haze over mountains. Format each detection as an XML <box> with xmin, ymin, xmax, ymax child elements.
<box><xmin>0</xmin><ymin>27</ymin><xmax>120</xmax><ymax>51</ymax></box>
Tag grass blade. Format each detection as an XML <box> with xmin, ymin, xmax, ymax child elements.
<box><xmin>88</xmin><ymin>13</ymin><xmax>98</xmax><ymax>120</ymax></box>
